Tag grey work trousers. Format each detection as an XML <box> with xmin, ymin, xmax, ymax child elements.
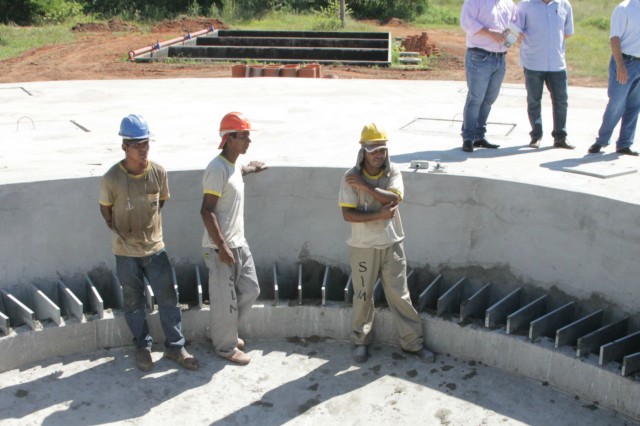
<box><xmin>349</xmin><ymin>241</ymin><xmax>424</xmax><ymax>352</ymax></box>
<box><xmin>204</xmin><ymin>246</ymin><xmax>260</xmax><ymax>357</ymax></box>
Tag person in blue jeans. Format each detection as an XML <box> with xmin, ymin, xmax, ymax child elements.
<box><xmin>518</xmin><ymin>0</ymin><xmax>575</xmax><ymax>150</ymax></box>
<box><xmin>460</xmin><ymin>0</ymin><xmax>521</xmax><ymax>153</ymax></box>
<box><xmin>99</xmin><ymin>114</ymin><xmax>199</xmax><ymax>372</ymax></box>
<box><xmin>589</xmin><ymin>0</ymin><xmax>640</xmax><ymax>156</ymax></box>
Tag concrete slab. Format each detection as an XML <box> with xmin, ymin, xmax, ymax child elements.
<box><xmin>0</xmin><ymin>339</ymin><xmax>637</xmax><ymax>426</ymax></box>
<box><xmin>562</xmin><ymin>162</ymin><xmax>638</xmax><ymax>179</ymax></box>
<box><xmin>1</xmin><ymin>78</ymin><xmax>638</xmax><ymax>205</ymax></box>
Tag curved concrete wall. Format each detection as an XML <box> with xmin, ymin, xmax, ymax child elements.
<box><xmin>1</xmin><ymin>306</ymin><xmax>639</xmax><ymax>420</ymax></box>
<box><xmin>2</xmin><ymin>167</ymin><xmax>640</xmax><ymax>420</ymax></box>
<box><xmin>1</xmin><ymin>167</ymin><xmax>638</xmax><ymax>318</ymax></box>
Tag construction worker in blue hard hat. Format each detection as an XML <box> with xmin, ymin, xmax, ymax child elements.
<box><xmin>99</xmin><ymin>114</ymin><xmax>199</xmax><ymax>372</ymax></box>
<box><xmin>339</xmin><ymin>123</ymin><xmax>435</xmax><ymax>364</ymax></box>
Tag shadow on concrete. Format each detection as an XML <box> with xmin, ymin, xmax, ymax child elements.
<box><xmin>0</xmin><ymin>339</ymin><xmax>634</xmax><ymax>425</ymax></box>
<box><xmin>212</xmin><ymin>339</ymin><xmax>621</xmax><ymax>426</ymax></box>
<box><xmin>539</xmin><ymin>152</ymin><xmax>621</xmax><ymax>172</ymax></box>
<box><xmin>392</xmin><ymin>144</ymin><xmax>544</xmax><ymax>165</ymax></box>
<box><xmin>0</xmin><ymin>344</ymin><xmax>220</xmax><ymax>425</ymax></box>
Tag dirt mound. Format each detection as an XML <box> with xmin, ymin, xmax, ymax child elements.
<box><xmin>151</xmin><ymin>17</ymin><xmax>228</xmax><ymax>33</ymax></box>
<box><xmin>71</xmin><ymin>19</ymin><xmax>139</xmax><ymax>33</ymax></box>
<box><xmin>385</xmin><ymin>18</ymin><xmax>408</xmax><ymax>27</ymax></box>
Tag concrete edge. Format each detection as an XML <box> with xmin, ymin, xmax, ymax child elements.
<box><xmin>0</xmin><ymin>304</ymin><xmax>638</xmax><ymax>421</ymax></box>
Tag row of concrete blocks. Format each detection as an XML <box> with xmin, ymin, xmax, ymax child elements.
<box><xmin>1</xmin><ymin>263</ymin><xmax>639</xmax><ymax>378</ymax></box>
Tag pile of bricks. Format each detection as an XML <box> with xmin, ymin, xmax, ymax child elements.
<box><xmin>401</xmin><ymin>32</ymin><xmax>439</xmax><ymax>57</ymax></box>
<box><xmin>231</xmin><ymin>63</ymin><xmax>322</xmax><ymax>78</ymax></box>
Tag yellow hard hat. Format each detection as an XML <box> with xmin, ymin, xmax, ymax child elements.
<box><xmin>359</xmin><ymin>123</ymin><xmax>388</xmax><ymax>145</ymax></box>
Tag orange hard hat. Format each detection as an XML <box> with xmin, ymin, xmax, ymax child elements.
<box><xmin>218</xmin><ymin>112</ymin><xmax>252</xmax><ymax>149</ymax></box>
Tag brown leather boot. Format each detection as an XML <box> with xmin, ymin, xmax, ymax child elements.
<box><xmin>164</xmin><ymin>346</ymin><xmax>199</xmax><ymax>370</ymax></box>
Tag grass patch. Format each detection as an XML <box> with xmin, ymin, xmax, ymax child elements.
<box><xmin>227</xmin><ymin>9</ymin><xmax>373</xmax><ymax>32</ymax></box>
<box><xmin>566</xmin><ymin>23</ymin><xmax>611</xmax><ymax>80</ymax></box>
<box><xmin>413</xmin><ymin>0</ymin><xmax>460</xmax><ymax>26</ymax></box>
<box><xmin>0</xmin><ymin>24</ymin><xmax>77</xmax><ymax>60</ymax></box>
<box><xmin>569</xmin><ymin>0</ymin><xmax>618</xmax><ymax>22</ymax></box>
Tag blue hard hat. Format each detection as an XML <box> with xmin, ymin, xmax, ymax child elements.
<box><xmin>118</xmin><ymin>114</ymin><xmax>153</xmax><ymax>139</ymax></box>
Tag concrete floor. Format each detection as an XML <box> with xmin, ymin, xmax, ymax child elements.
<box><xmin>1</xmin><ymin>78</ymin><xmax>639</xmax><ymax>205</ymax></box>
<box><xmin>0</xmin><ymin>338</ymin><xmax>637</xmax><ymax>426</ymax></box>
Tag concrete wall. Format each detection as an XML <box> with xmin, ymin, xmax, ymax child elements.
<box><xmin>0</xmin><ymin>167</ymin><xmax>638</xmax><ymax>317</ymax></box>
<box><xmin>2</xmin><ymin>307</ymin><xmax>639</xmax><ymax>421</ymax></box>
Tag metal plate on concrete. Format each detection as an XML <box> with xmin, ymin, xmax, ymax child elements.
<box><xmin>562</xmin><ymin>163</ymin><xmax>638</xmax><ymax>179</ymax></box>
<box><xmin>401</xmin><ymin>117</ymin><xmax>516</xmax><ymax>137</ymax></box>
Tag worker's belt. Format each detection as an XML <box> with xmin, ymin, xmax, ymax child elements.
<box><xmin>468</xmin><ymin>47</ymin><xmax>506</xmax><ymax>57</ymax></box>
<box><xmin>622</xmin><ymin>53</ymin><xmax>640</xmax><ymax>61</ymax></box>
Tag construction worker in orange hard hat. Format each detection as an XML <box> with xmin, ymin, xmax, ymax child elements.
<box><xmin>200</xmin><ymin>111</ymin><xmax>268</xmax><ymax>365</ymax></box>
<box><xmin>339</xmin><ymin>123</ymin><xmax>436</xmax><ymax>365</ymax></box>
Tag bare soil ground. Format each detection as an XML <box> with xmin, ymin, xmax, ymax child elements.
<box><xmin>0</xmin><ymin>17</ymin><xmax>606</xmax><ymax>87</ymax></box>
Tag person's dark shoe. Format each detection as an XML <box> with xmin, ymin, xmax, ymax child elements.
<box><xmin>352</xmin><ymin>345</ymin><xmax>369</xmax><ymax>363</ymax></box>
<box><xmin>462</xmin><ymin>140</ymin><xmax>474</xmax><ymax>152</ymax></box>
<box><xmin>529</xmin><ymin>137</ymin><xmax>541</xmax><ymax>148</ymax></box>
<box><xmin>403</xmin><ymin>346</ymin><xmax>436</xmax><ymax>363</ymax></box>
<box><xmin>588</xmin><ymin>143</ymin><xmax>603</xmax><ymax>154</ymax></box>
<box><xmin>473</xmin><ymin>139</ymin><xmax>500</xmax><ymax>149</ymax></box>
<box><xmin>617</xmin><ymin>147</ymin><xmax>639</xmax><ymax>156</ymax></box>
<box><xmin>135</xmin><ymin>346</ymin><xmax>153</xmax><ymax>372</ymax></box>
<box><xmin>553</xmin><ymin>138</ymin><xmax>575</xmax><ymax>150</ymax></box>
<box><xmin>165</xmin><ymin>346</ymin><xmax>199</xmax><ymax>370</ymax></box>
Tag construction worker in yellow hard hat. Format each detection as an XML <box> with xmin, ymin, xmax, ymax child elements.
<box><xmin>200</xmin><ymin>111</ymin><xmax>267</xmax><ymax>365</ymax></box>
<box><xmin>338</xmin><ymin>123</ymin><xmax>436</xmax><ymax>364</ymax></box>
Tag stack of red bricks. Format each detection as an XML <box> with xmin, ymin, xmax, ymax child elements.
<box><xmin>401</xmin><ymin>32</ymin><xmax>439</xmax><ymax>57</ymax></box>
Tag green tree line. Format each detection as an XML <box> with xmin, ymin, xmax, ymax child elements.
<box><xmin>0</xmin><ymin>0</ymin><xmax>430</xmax><ymax>25</ymax></box>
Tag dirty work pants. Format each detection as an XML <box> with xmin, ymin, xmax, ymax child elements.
<box><xmin>349</xmin><ymin>242</ymin><xmax>424</xmax><ymax>352</ymax></box>
<box><xmin>116</xmin><ymin>250</ymin><xmax>185</xmax><ymax>349</ymax></box>
<box><xmin>204</xmin><ymin>246</ymin><xmax>260</xmax><ymax>357</ymax></box>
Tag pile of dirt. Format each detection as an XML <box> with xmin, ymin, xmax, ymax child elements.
<box><xmin>71</xmin><ymin>18</ymin><xmax>139</xmax><ymax>33</ymax></box>
<box><xmin>151</xmin><ymin>17</ymin><xmax>228</xmax><ymax>33</ymax></box>
<box><xmin>385</xmin><ymin>18</ymin><xmax>408</xmax><ymax>27</ymax></box>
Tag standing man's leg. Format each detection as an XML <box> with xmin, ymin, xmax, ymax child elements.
<box><xmin>117</xmin><ymin>256</ymin><xmax>150</xmax><ymax>347</ymax></box>
<box><xmin>204</xmin><ymin>247</ymin><xmax>251</xmax><ymax>364</ymax></box>
<box><xmin>615</xmin><ymin>60</ymin><xmax>640</xmax><ymax>151</ymax></box>
<box><xmin>378</xmin><ymin>242</ymin><xmax>424</xmax><ymax>352</ymax></box>
<box><xmin>143</xmin><ymin>250</ymin><xmax>184</xmax><ymax>347</ymax></box>
<box><xmin>592</xmin><ymin>57</ymin><xmax>633</xmax><ymax>151</ymax></box>
<box><xmin>235</xmin><ymin>246</ymin><xmax>260</xmax><ymax>332</ymax></box>
<box><xmin>524</xmin><ymin>68</ymin><xmax>545</xmax><ymax>146</ymax></box>
<box><xmin>546</xmin><ymin>70</ymin><xmax>573</xmax><ymax>149</ymax></box>
<box><xmin>462</xmin><ymin>50</ymin><xmax>493</xmax><ymax>151</ymax></box>
<box><xmin>474</xmin><ymin>55</ymin><xmax>505</xmax><ymax>146</ymax></box>
<box><xmin>144</xmin><ymin>250</ymin><xmax>198</xmax><ymax>370</ymax></box>
<box><xmin>349</xmin><ymin>246</ymin><xmax>381</xmax><ymax>361</ymax></box>
<box><xmin>116</xmin><ymin>255</ymin><xmax>153</xmax><ymax>371</ymax></box>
